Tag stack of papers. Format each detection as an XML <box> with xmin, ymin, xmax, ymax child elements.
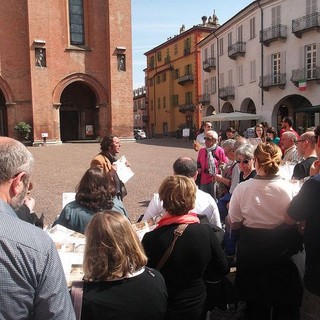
<box><xmin>46</xmin><ymin>225</ymin><xmax>85</xmax><ymax>287</ymax></box>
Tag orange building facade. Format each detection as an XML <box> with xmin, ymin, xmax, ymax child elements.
<box><xmin>0</xmin><ymin>0</ymin><xmax>133</xmax><ymax>145</ymax></box>
<box><xmin>144</xmin><ymin>17</ymin><xmax>218</xmax><ymax>138</ymax></box>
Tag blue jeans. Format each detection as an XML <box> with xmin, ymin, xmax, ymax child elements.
<box><xmin>217</xmin><ymin>192</ymin><xmax>231</xmax><ymax>223</ymax></box>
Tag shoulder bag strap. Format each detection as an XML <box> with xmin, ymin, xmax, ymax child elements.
<box><xmin>156</xmin><ymin>224</ymin><xmax>188</xmax><ymax>270</ymax></box>
<box><xmin>71</xmin><ymin>280</ymin><xmax>84</xmax><ymax>320</ymax></box>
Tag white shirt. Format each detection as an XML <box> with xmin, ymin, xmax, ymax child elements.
<box><xmin>196</xmin><ymin>133</ymin><xmax>205</xmax><ymax>147</ymax></box>
<box><xmin>143</xmin><ymin>187</ymin><xmax>221</xmax><ymax>228</ymax></box>
<box><xmin>229</xmin><ymin>163</ymin><xmax>240</xmax><ymax>194</ymax></box>
<box><xmin>228</xmin><ymin>177</ymin><xmax>295</xmax><ymax>229</ymax></box>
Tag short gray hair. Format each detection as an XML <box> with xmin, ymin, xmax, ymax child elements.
<box><xmin>0</xmin><ymin>137</ymin><xmax>34</xmax><ymax>185</ymax></box>
<box><xmin>221</xmin><ymin>139</ymin><xmax>236</xmax><ymax>150</ymax></box>
<box><xmin>236</xmin><ymin>143</ymin><xmax>255</xmax><ymax>160</ymax></box>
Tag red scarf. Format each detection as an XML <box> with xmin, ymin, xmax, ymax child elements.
<box><xmin>156</xmin><ymin>212</ymin><xmax>200</xmax><ymax>229</ymax></box>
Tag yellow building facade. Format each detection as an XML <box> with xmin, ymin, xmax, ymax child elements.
<box><xmin>145</xmin><ymin>19</ymin><xmax>218</xmax><ymax>138</ymax></box>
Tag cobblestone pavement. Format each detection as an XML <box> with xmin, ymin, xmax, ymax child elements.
<box><xmin>29</xmin><ymin>138</ymin><xmax>246</xmax><ymax>319</ymax></box>
<box><xmin>28</xmin><ymin>138</ymin><xmax>196</xmax><ymax>225</ymax></box>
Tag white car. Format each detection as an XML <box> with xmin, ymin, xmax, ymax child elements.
<box><xmin>134</xmin><ymin>129</ymin><xmax>146</xmax><ymax>139</ymax></box>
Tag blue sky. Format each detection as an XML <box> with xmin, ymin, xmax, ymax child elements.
<box><xmin>131</xmin><ymin>0</ymin><xmax>253</xmax><ymax>89</ymax></box>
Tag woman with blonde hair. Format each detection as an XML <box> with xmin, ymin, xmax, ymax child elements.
<box><xmin>81</xmin><ymin>211</ymin><xmax>167</xmax><ymax>320</ymax></box>
<box><xmin>142</xmin><ymin>175</ymin><xmax>229</xmax><ymax>320</ymax></box>
<box><xmin>226</xmin><ymin>143</ymin><xmax>303</xmax><ymax>319</ymax></box>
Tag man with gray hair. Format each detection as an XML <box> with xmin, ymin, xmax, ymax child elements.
<box><xmin>0</xmin><ymin>137</ymin><xmax>75</xmax><ymax>319</ymax></box>
<box><xmin>281</xmin><ymin>131</ymin><xmax>299</xmax><ymax>162</ymax></box>
<box><xmin>143</xmin><ymin>156</ymin><xmax>221</xmax><ymax>227</ymax></box>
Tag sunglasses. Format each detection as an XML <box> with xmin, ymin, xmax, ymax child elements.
<box><xmin>236</xmin><ymin>159</ymin><xmax>250</xmax><ymax>164</ymax></box>
<box><xmin>204</xmin><ymin>137</ymin><xmax>214</xmax><ymax>141</ymax></box>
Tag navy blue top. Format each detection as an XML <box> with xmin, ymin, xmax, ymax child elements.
<box><xmin>288</xmin><ymin>174</ymin><xmax>320</xmax><ymax>296</ymax></box>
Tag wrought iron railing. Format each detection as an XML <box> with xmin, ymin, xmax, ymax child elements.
<box><xmin>258</xmin><ymin>73</ymin><xmax>286</xmax><ymax>88</ymax></box>
<box><xmin>218</xmin><ymin>86</ymin><xmax>235</xmax><ymax>100</ymax></box>
<box><xmin>178</xmin><ymin>74</ymin><xmax>194</xmax><ymax>84</ymax></box>
<box><xmin>228</xmin><ymin>42</ymin><xmax>246</xmax><ymax>58</ymax></box>
<box><xmin>203</xmin><ymin>57</ymin><xmax>216</xmax><ymax>71</ymax></box>
<box><xmin>178</xmin><ymin>104</ymin><xmax>195</xmax><ymax>112</ymax></box>
<box><xmin>291</xmin><ymin>66</ymin><xmax>320</xmax><ymax>82</ymax></box>
<box><xmin>260</xmin><ymin>25</ymin><xmax>287</xmax><ymax>43</ymax></box>
<box><xmin>199</xmin><ymin>93</ymin><xmax>210</xmax><ymax>104</ymax></box>
<box><xmin>292</xmin><ymin>12</ymin><xmax>320</xmax><ymax>34</ymax></box>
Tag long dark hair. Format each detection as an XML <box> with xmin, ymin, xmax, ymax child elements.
<box><xmin>75</xmin><ymin>167</ymin><xmax>116</xmax><ymax>211</ymax></box>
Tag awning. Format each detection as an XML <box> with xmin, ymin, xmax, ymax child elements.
<box><xmin>295</xmin><ymin>105</ymin><xmax>320</xmax><ymax>113</ymax></box>
<box><xmin>202</xmin><ymin>111</ymin><xmax>261</xmax><ymax>122</ymax></box>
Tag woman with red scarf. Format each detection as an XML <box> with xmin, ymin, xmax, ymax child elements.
<box><xmin>142</xmin><ymin>175</ymin><xmax>229</xmax><ymax>320</ymax></box>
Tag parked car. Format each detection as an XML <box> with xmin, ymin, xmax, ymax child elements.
<box><xmin>134</xmin><ymin>129</ymin><xmax>146</xmax><ymax>140</ymax></box>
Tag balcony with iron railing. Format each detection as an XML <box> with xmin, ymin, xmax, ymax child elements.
<box><xmin>199</xmin><ymin>93</ymin><xmax>210</xmax><ymax>104</ymax></box>
<box><xmin>178</xmin><ymin>104</ymin><xmax>195</xmax><ymax>113</ymax></box>
<box><xmin>292</xmin><ymin>12</ymin><xmax>320</xmax><ymax>38</ymax></box>
<box><xmin>258</xmin><ymin>73</ymin><xmax>286</xmax><ymax>90</ymax></box>
<box><xmin>228</xmin><ymin>42</ymin><xmax>246</xmax><ymax>60</ymax></box>
<box><xmin>260</xmin><ymin>25</ymin><xmax>287</xmax><ymax>46</ymax></box>
<box><xmin>203</xmin><ymin>57</ymin><xmax>216</xmax><ymax>72</ymax></box>
<box><xmin>178</xmin><ymin>74</ymin><xmax>194</xmax><ymax>85</ymax></box>
<box><xmin>218</xmin><ymin>86</ymin><xmax>235</xmax><ymax>101</ymax></box>
<box><xmin>290</xmin><ymin>66</ymin><xmax>320</xmax><ymax>85</ymax></box>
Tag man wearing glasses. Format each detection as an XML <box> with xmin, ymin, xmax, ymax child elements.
<box><xmin>292</xmin><ymin>131</ymin><xmax>317</xmax><ymax>180</ymax></box>
<box><xmin>194</xmin><ymin>121</ymin><xmax>213</xmax><ymax>150</ymax></box>
<box><xmin>286</xmin><ymin>125</ymin><xmax>320</xmax><ymax>319</ymax></box>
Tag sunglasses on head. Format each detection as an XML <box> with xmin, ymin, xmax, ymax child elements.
<box><xmin>236</xmin><ymin>159</ymin><xmax>250</xmax><ymax>164</ymax></box>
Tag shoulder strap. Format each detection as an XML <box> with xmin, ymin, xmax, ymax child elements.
<box><xmin>156</xmin><ymin>224</ymin><xmax>188</xmax><ymax>270</ymax></box>
<box><xmin>71</xmin><ymin>281</ymin><xmax>84</xmax><ymax>320</ymax></box>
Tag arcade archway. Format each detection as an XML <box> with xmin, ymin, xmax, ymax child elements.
<box><xmin>0</xmin><ymin>91</ymin><xmax>8</xmax><ymax>136</ymax></box>
<box><xmin>274</xmin><ymin>94</ymin><xmax>314</xmax><ymax>135</ymax></box>
<box><xmin>60</xmin><ymin>82</ymin><xmax>98</xmax><ymax>141</ymax></box>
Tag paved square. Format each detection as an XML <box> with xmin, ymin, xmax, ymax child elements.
<box><xmin>28</xmin><ymin>138</ymin><xmax>196</xmax><ymax>225</ymax></box>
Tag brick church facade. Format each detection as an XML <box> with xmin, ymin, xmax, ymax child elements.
<box><xmin>0</xmin><ymin>0</ymin><xmax>133</xmax><ymax>145</ymax></box>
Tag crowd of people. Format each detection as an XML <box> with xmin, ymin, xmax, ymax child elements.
<box><xmin>0</xmin><ymin>118</ymin><xmax>319</xmax><ymax>320</ymax></box>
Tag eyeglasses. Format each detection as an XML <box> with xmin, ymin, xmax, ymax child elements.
<box><xmin>236</xmin><ymin>159</ymin><xmax>250</xmax><ymax>164</ymax></box>
<box><xmin>204</xmin><ymin>137</ymin><xmax>214</xmax><ymax>141</ymax></box>
<box><xmin>295</xmin><ymin>139</ymin><xmax>306</xmax><ymax>144</ymax></box>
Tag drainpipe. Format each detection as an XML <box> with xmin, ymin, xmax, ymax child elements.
<box><xmin>258</xmin><ymin>0</ymin><xmax>264</xmax><ymax>108</ymax></box>
<box><xmin>213</xmin><ymin>31</ymin><xmax>220</xmax><ymax>114</ymax></box>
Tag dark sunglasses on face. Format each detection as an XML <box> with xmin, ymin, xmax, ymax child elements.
<box><xmin>204</xmin><ymin>137</ymin><xmax>214</xmax><ymax>141</ymax></box>
<box><xmin>236</xmin><ymin>159</ymin><xmax>250</xmax><ymax>164</ymax></box>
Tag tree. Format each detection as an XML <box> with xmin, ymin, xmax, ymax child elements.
<box><xmin>14</xmin><ymin>122</ymin><xmax>32</xmax><ymax>141</ymax></box>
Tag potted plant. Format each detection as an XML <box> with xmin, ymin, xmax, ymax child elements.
<box><xmin>14</xmin><ymin>122</ymin><xmax>32</xmax><ymax>143</ymax></box>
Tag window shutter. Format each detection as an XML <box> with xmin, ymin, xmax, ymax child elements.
<box><xmin>280</xmin><ymin>51</ymin><xmax>286</xmax><ymax>74</ymax></box>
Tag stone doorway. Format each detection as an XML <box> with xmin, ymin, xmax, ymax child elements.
<box><xmin>60</xmin><ymin>82</ymin><xmax>98</xmax><ymax>141</ymax></box>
